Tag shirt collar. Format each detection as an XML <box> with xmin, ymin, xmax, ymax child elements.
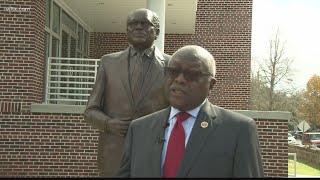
<box><xmin>130</xmin><ymin>45</ymin><xmax>154</xmax><ymax>58</ymax></box>
<box><xmin>169</xmin><ymin>99</ymin><xmax>207</xmax><ymax>120</ymax></box>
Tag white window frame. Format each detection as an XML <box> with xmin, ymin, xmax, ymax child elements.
<box><xmin>44</xmin><ymin>0</ymin><xmax>92</xmax><ymax>105</ymax></box>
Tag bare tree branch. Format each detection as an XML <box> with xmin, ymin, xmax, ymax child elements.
<box><xmin>253</xmin><ymin>29</ymin><xmax>294</xmax><ymax>110</ymax></box>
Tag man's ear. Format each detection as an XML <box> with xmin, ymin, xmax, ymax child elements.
<box><xmin>155</xmin><ymin>28</ymin><xmax>160</xmax><ymax>40</ymax></box>
<box><xmin>209</xmin><ymin>78</ymin><xmax>216</xmax><ymax>90</ymax></box>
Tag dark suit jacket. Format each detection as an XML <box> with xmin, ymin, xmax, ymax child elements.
<box><xmin>83</xmin><ymin>46</ymin><xmax>171</xmax><ymax>176</ymax></box>
<box><xmin>116</xmin><ymin>100</ymin><xmax>264</xmax><ymax>178</ymax></box>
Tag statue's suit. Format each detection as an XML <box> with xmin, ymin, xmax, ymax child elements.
<box><xmin>84</xmin><ymin>46</ymin><xmax>171</xmax><ymax>176</ymax></box>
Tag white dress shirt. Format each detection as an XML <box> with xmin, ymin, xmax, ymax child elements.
<box><xmin>160</xmin><ymin>99</ymin><xmax>207</xmax><ymax>174</ymax></box>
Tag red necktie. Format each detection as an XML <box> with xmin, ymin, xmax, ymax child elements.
<box><xmin>163</xmin><ymin>111</ymin><xmax>190</xmax><ymax>177</ymax></box>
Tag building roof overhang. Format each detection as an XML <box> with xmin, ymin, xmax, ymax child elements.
<box><xmin>59</xmin><ymin>0</ymin><xmax>198</xmax><ymax>34</ymax></box>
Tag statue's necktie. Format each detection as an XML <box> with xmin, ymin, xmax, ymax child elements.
<box><xmin>130</xmin><ymin>53</ymin><xmax>143</xmax><ymax>100</ymax></box>
<box><xmin>163</xmin><ymin>111</ymin><xmax>190</xmax><ymax>178</ymax></box>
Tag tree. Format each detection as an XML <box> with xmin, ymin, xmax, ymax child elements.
<box><xmin>299</xmin><ymin>75</ymin><xmax>320</xmax><ymax>128</ymax></box>
<box><xmin>250</xmin><ymin>71</ymin><xmax>304</xmax><ymax>130</ymax></box>
<box><xmin>250</xmin><ymin>71</ymin><xmax>269</xmax><ymax>110</ymax></box>
<box><xmin>276</xmin><ymin>89</ymin><xmax>305</xmax><ymax>130</ymax></box>
<box><xmin>253</xmin><ymin>29</ymin><xmax>294</xmax><ymax>111</ymax></box>
<box><xmin>250</xmin><ymin>29</ymin><xmax>304</xmax><ymax>130</ymax></box>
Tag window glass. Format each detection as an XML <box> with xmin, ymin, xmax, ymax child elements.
<box><xmin>50</xmin><ymin>36</ymin><xmax>60</xmax><ymax>102</ymax></box>
<box><xmin>51</xmin><ymin>36</ymin><xmax>59</xmax><ymax>57</ymax></box>
<box><xmin>77</xmin><ymin>25</ymin><xmax>83</xmax><ymax>51</ymax></box>
<box><xmin>70</xmin><ymin>36</ymin><xmax>76</xmax><ymax>58</ymax></box>
<box><xmin>45</xmin><ymin>0</ymin><xmax>51</xmax><ymax>28</ymax></box>
<box><xmin>84</xmin><ymin>30</ymin><xmax>89</xmax><ymax>55</ymax></box>
<box><xmin>62</xmin><ymin>10</ymin><xmax>77</xmax><ymax>33</ymax></box>
<box><xmin>61</xmin><ymin>31</ymin><xmax>69</xmax><ymax>58</ymax></box>
<box><xmin>77</xmin><ymin>52</ymin><xmax>82</xmax><ymax>58</ymax></box>
<box><xmin>52</xmin><ymin>2</ymin><xmax>60</xmax><ymax>34</ymax></box>
<box><xmin>43</xmin><ymin>32</ymin><xmax>51</xmax><ymax>100</ymax></box>
<box><xmin>45</xmin><ymin>33</ymin><xmax>50</xmax><ymax>60</ymax></box>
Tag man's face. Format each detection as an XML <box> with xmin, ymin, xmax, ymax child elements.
<box><xmin>164</xmin><ymin>57</ymin><xmax>215</xmax><ymax>111</ymax></box>
<box><xmin>126</xmin><ymin>10</ymin><xmax>159</xmax><ymax>50</ymax></box>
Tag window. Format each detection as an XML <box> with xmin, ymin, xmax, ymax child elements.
<box><xmin>77</xmin><ymin>25</ymin><xmax>83</xmax><ymax>51</ymax></box>
<box><xmin>52</xmin><ymin>2</ymin><xmax>60</xmax><ymax>34</ymax></box>
<box><xmin>62</xmin><ymin>10</ymin><xmax>77</xmax><ymax>32</ymax></box>
<box><xmin>44</xmin><ymin>0</ymin><xmax>92</xmax><ymax>105</ymax></box>
<box><xmin>77</xmin><ymin>25</ymin><xmax>89</xmax><ymax>58</ymax></box>
<box><xmin>83</xmin><ymin>30</ymin><xmax>89</xmax><ymax>57</ymax></box>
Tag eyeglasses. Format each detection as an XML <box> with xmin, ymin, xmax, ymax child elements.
<box><xmin>164</xmin><ymin>67</ymin><xmax>213</xmax><ymax>81</ymax></box>
<box><xmin>127</xmin><ymin>20</ymin><xmax>155</xmax><ymax>28</ymax></box>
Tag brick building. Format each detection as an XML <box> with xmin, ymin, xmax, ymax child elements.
<box><xmin>0</xmin><ymin>0</ymin><xmax>289</xmax><ymax>177</ymax></box>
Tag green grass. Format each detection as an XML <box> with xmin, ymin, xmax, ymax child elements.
<box><xmin>288</xmin><ymin>157</ymin><xmax>320</xmax><ymax>175</ymax></box>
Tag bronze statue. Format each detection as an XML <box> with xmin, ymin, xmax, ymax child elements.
<box><xmin>83</xmin><ymin>8</ymin><xmax>171</xmax><ymax>177</ymax></box>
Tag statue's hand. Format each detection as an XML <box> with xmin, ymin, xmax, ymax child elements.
<box><xmin>106</xmin><ymin>117</ymin><xmax>132</xmax><ymax>137</ymax></box>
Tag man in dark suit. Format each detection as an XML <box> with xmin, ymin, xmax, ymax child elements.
<box><xmin>116</xmin><ymin>45</ymin><xmax>264</xmax><ymax>178</ymax></box>
<box><xmin>83</xmin><ymin>8</ymin><xmax>171</xmax><ymax>177</ymax></box>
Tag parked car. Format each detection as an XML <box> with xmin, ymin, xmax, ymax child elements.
<box><xmin>293</xmin><ymin>131</ymin><xmax>303</xmax><ymax>139</ymax></box>
<box><xmin>288</xmin><ymin>133</ymin><xmax>296</xmax><ymax>144</ymax></box>
<box><xmin>302</xmin><ymin>132</ymin><xmax>320</xmax><ymax>148</ymax></box>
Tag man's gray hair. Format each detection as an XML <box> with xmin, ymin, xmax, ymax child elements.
<box><xmin>171</xmin><ymin>45</ymin><xmax>216</xmax><ymax>78</ymax></box>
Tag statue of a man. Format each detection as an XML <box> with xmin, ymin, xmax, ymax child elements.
<box><xmin>83</xmin><ymin>8</ymin><xmax>171</xmax><ymax>177</ymax></box>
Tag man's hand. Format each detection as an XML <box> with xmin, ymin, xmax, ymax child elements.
<box><xmin>106</xmin><ymin>117</ymin><xmax>132</xmax><ymax>137</ymax></box>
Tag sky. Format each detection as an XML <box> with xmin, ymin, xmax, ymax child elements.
<box><xmin>251</xmin><ymin>0</ymin><xmax>320</xmax><ymax>90</ymax></box>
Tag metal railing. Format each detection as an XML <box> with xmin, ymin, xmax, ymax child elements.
<box><xmin>45</xmin><ymin>57</ymin><xmax>100</xmax><ymax>105</ymax></box>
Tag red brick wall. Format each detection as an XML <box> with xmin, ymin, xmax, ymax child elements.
<box><xmin>0</xmin><ymin>0</ymin><xmax>288</xmax><ymax>178</ymax></box>
<box><xmin>0</xmin><ymin>113</ymin><xmax>99</xmax><ymax>177</ymax></box>
<box><xmin>89</xmin><ymin>32</ymin><xmax>128</xmax><ymax>59</ymax></box>
<box><xmin>0</xmin><ymin>115</ymin><xmax>288</xmax><ymax>178</ymax></box>
<box><xmin>255</xmin><ymin>119</ymin><xmax>288</xmax><ymax>177</ymax></box>
<box><xmin>0</xmin><ymin>0</ymin><xmax>45</xmax><ymax>111</ymax></box>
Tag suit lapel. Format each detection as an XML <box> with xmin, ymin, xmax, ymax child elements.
<box><xmin>150</xmin><ymin>108</ymin><xmax>171</xmax><ymax>177</ymax></box>
<box><xmin>136</xmin><ymin>47</ymin><xmax>166</xmax><ymax>106</ymax></box>
<box><xmin>119</xmin><ymin>47</ymin><xmax>135</xmax><ymax>108</ymax></box>
<box><xmin>177</xmin><ymin>100</ymin><xmax>219</xmax><ymax>177</ymax></box>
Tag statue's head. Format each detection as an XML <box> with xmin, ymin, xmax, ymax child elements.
<box><xmin>126</xmin><ymin>8</ymin><xmax>160</xmax><ymax>51</ymax></box>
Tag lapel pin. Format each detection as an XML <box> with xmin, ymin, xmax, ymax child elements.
<box><xmin>201</xmin><ymin>121</ymin><xmax>208</xmax><ymax>128</ymax></box>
